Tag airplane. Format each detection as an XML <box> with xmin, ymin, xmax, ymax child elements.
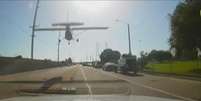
<box><xmin>34</xmin><ymin>22</ymin><xmax>109</xmax><ymax>45</ymax></box>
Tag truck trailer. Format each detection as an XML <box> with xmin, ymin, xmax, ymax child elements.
<box><xmin>118</xmin><ymin>54</ymin><xmax>138</xmax><ymax>74</ymax></box>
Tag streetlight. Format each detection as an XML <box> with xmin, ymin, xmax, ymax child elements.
<box><xmin>138</xmin><ymin>40</ymin><xmax>142</xmax><ymax>55</ymax></box>
<box><xmin>31</xmin><ymin>0</ymin><xmax>40</xmax><ymax>60</ymax></box>
<box><xmin>116</xmin><ymin>19</ymin><xmax>132</xmax><ymax>55</ymax></box>
<box><xmin>57</xmin><ymin>32</ymin><xmax>61</xmax><ymax>63</ymax></box>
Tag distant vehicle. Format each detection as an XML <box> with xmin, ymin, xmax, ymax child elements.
<box><xmin>81</xmin><ymin>63</ymin><xmax>92</xmax><ymax>67</ymax></box>
<box><xmin>94</xmin><ymin>62</ymin><xmax>102</xmax><ymax>68</ymax></box>
<box><xmin>102</xmin><ymin>62</ymin><xmax>119</xmax><ymax>72</ymax></box>
<box><xmin>118</xmin><ymin>55</ymin><xmax>138</xmax><ymax>74</ymax></box>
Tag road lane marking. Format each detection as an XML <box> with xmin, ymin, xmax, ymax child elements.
<box><xmin>80</xmin><ymin>67</ymin><xmax>93</xmax><ymax>95</ymax></box>
<box><xmin>94</xmin><ymin>69</ymin><xmax>196</xmax><ymax>101</ymax></box>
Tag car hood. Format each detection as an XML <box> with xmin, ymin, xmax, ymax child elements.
<box><xmin>0</xmin><ymin>95</ymin><xmax>182</xmax><ymax>101</ymax></box>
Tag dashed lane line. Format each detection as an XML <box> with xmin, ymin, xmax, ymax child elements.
<box><xmin>80</xmin><ymin>67</ymin><xmax>93</xmax><ymax>95</ymax></box>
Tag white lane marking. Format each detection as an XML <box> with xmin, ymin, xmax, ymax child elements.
<box><xmin>80</xmin><ymin>67</ymin><xmax>93</xmax><ymax>95</ymax></box>
<box><xmin>95</xmin><ymin>69</ymin><xmax>196</xmax><ymax>101</ymax></box>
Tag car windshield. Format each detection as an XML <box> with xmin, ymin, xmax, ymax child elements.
<box><xmin>0</xmin><ymin>0</ymin><xmax>201</xmax><ymax>101</ymax></box>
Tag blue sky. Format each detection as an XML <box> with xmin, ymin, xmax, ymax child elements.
<box><xmin>0</xmin><ymin>0</ymin><xmax>180</xmax><ymax>62</ymax></box>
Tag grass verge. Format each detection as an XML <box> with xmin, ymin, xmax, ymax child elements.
<box><xmin>146</xmin><ymin>60</ymin><xmax>201</xmax><ymax>75</ymax></box>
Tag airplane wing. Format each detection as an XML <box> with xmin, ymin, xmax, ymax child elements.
<box><xmin>34</xmin><ymin>27</ymin><xmax>108</xmax><ymax>31</ymax></box>
<box><xmin>71</xmin><ymin>27</ymin><xmax>109</xmax><ymax>30</ymax></box>
<box><xmin>52</xmin><ymin>22</ymin><xmax>84</xmax><ymax>26</ymax></box>
<box><xmin>34</xmin><ymin>28</ymin><xmax>66</xmax><ymax>31</ymax></box>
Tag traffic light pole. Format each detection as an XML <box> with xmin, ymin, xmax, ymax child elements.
<box><xmin>31</xmin><ymin>0</ymin><xmax>39</xmax><ymax>59</ymax></box>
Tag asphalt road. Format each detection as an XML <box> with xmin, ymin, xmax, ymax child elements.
<box><xmin>0</xmin><ymin>65</ymin><xmax>200</xmax><ymax>101</ymax></box>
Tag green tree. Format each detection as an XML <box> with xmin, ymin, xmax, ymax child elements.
<box><xmin>169</xmin><ymin>0</ymin><xmax>201</xmax><ymax>59</ymax></box>
<box><xmin>111</xmin><ymin>51</ymin><xmax>121</xmax><ymax>63</ymax></box>
<box><xmin>100</xmin><ymin>49</ymin><xmax>121</xmax><ymax>64</ymax></box>
<box><xmin>15</xmin><ymin>55</ymin><xmax>23</xmax><ymax>59</ymax></box>
<box><xmin>137</xmin><ymin>51</ymin><xmax>149</xmax><ymax>68</ymax></box>
<box><xmin>148</xmin><ymin>50</ymin><xmax>172</xmax><ymax>62</ymax></box>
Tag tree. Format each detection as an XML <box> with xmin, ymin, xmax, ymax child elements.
<box><xmin>111</xmin><ymin>51</ymin><xmax>121</xmax><ymax>63</ymax></box>
<box><xmin>140</xmin><ymin>51</ymin><xmax>148</xmax><ymax>65</ymax></box>
<box><xmin>148</xmin><ymin>50</ymin><xmax>172</xmax><ymax>62</ymax></box>
<box><xmin>100</xmin><ymin>49</ymin><xmax>121</xmax><ymax>64</ymax></box>
<box><xmin>138</xmin><ymin>50</ymin><xmax>172</xmax><ymax>67</ymax></box>
<box><xmin>169</xmin><ymin>1</ymin><xmax>201</xmax><ymax>59</ymax></box>
<box><xmin>15</xmin><ymin>55</ymin><xmax>22</xmax><ymax>59</ymax></box>
<box><xmin>100</xmin><ymin>49</ymin><xmax>113</xmax><ymax>63</ymax></box>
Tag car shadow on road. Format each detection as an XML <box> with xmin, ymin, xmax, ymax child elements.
<box><xmin>17</xmin><ymin>76</ymin><xmax>63</xmax><ymax>94</ymax></box>
<box><xmin>120</xmin><ymin>73</ymin><xmax>144</xmax><ymax>77</ymax></box>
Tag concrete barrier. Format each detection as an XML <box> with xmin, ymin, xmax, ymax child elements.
<box><xmin>0</xmin><ymin>57</ymin><xmax>68</xmax><ymax>75</ymax></box>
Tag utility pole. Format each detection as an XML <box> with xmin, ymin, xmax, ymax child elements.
<box><xmin>95</xmin><ymin>42</ymin><xmax>100</xmax><ymax>61</ymax></box>
<box><xmin>127</xmin><ymin>24</ymin><xmax>132</xmax><ymax>55</ymax></box>
<box><xmin>116</xmin><ymin>19</ymin><xmax>132</xmax><ymax>56</ymax></box>
<box><xmin>57</xmin><ymin>33</ymin><xmax>61</xmax><ymax>63</ymax></box>
<box><xmin>105</xmin><ymin>42</ymin><xmax>108</xmax><ymax>49</ymax></box>
<box><xmin>31</xmin><ymin>0</ymin><xmax>40</xmax><ymax>59</ymax></box>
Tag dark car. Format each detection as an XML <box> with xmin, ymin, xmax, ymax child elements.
<box><xmin>102</xmin><ymin>62</ymin><xmax>119</xmax><ymax>72</ymax></box>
